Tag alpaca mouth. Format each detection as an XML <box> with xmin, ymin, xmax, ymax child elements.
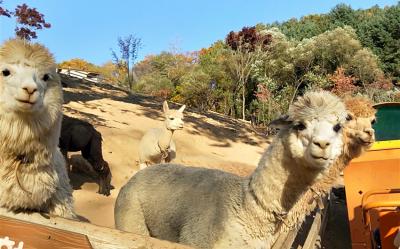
<box><xmin>311</xmin><ymin>155</ymin><xmax>329</xmax><ymax>161</ymax></box>
<box><xmin>16</xmin><ymin>98</ymin><xmax>36</xmax><ymax>105</ymax></box>
<box><xmin>358</xmin><ymin>137</ymin><xmax>374</xmax><ymax>145</ymax></box>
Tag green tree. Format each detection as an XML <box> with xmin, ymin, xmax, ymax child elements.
<box><xmin>198</xmin><ymin>41</ymin><xmax>235</xmax><ymax>115</ymax></box>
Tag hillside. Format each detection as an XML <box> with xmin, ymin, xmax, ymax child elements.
<box><xmin>61</xmin><ymin>75</ymin><xmax>269</xmax><ymax>228</ymax></box>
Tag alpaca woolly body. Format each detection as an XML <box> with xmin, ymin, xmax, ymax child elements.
<box><xmin>0</xmin><ymin>39</ymin><xmax>75</xmax><ymax>218</ymax></box>
<box><xmin>115</xmin><ymin>91</ymin><xmax>348</xmax><ymax>249</ymax></box>
<box><xmin>139</xmin><ymin>127</ymin><xmax>176</xmax><ymax>164</ymax></box>
<box><xmin>138</xmin><ymin>101</ymin><xmax>185</xmax><ymax>169</ymax></box>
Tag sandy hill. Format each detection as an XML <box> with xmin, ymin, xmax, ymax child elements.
<box><xmin>60</xmin><ymin>75</ymin><xmax>269</xmax><ymax>228</ymax></box>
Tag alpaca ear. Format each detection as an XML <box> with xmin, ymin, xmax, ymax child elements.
<box><xmin>269</xmin><ymin>115</ymin><xmax>292</xmax><ymax>129</ymax></box>
<box><xmin>178</xmin><ymin>105</ymin><xmax>186</xmax><ymax>113</ymax></box>
<box><xmin>163</xmin><ymin>101</ymin><xmax>169</xmax><ymax>114</ymax></box>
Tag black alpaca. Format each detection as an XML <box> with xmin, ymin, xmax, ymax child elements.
<box><xmin>59</xmin><ymin>115</ymin><xmax>113</xmax><ymax>196</ymax></box>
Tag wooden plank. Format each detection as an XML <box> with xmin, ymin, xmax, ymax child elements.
<box><xmin>302</xmin><ymin>212</ymin><xmax>322</xmax><ymax>249</ymax></box>
<box><xmin>0</xmin><ymin>216</ymin><xmax>93</xmax><ymax>249</ymax></box>
<box><xmin>272</xmin><ymin>226</ymin><xmax>300</xmax><ymax>249</ymax></box>
<box><xmin>271</xmin><ymin>231</ymin><xmax>288</xmax><ymax>249</ymax></box>
<box><xmin>0</xmin><ymin>209</ymin><xmax>192</xmax><ymax>249</ymax></box>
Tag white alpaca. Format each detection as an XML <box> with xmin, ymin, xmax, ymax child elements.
<box><xmin>0</xmin><ymin>39</ymin><xmax>75</xmax><ymax>219</ymax></box>
<box><xmin>138</xmin><ymin>101</ymin><xmax>185</xmax><ymax>169</ymax></box>
<box><xmin>279</xmin><ymin>96</ymin><xmax>377</xmax><ymax>232</ymax></box>
<box><xmin>115</xmin><ymin>91</ymin><xmax>347</xmax><ymax>249</ymax></box>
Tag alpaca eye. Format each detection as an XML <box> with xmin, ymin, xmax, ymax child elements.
<box><xmin>333</xmin><ymin>123</ymin><xmax>342</xmax><ymax>132</ymax></box>
<box><xmin>371</xmin><ymin>119</ymin><xmax>376</xmax><ymax>125</ymax></box>
<box><xmin>346</xmin><ymin>114</ymin><xmax>353</xmax><ymax>121</ymax></box>
<box><xmin>293</xmin><ymin>123</ymin><xmax>306</xmax><ymax>131</ymax></box>
<box><xmin>42</xmin><ymin>74</ymin><xmax>50</xmax><ymax>81</ymax></box>
<box><xmin>169</xmin><ymin>117</ymin><xmax>174</xmax><ymax>121</ymax></box>
<box><xmin>2</xmin><ymin>69</ymin><xmax>10</xmax><ymax>77</ymax></box>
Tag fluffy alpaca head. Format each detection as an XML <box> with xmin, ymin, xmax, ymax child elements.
<box><xmin>163</xmin><ymin>101</ymin><xmax>185</xmax><ymax>131</ymax></box>
<box><xmin>344</xmin><ymin>96</ymin><xmax>376</xmax><ymax>119</ymax></box>
<box><xmin>270</xmin><ymin>91</ymin><xmax>347</xmax><ymax>169</ymax></box>
<box><xmin>344</xmin><ymin>96</ymin><xmax>376</xmax><ymax>154</ymax></box>
<box><xmin>0</xmin><ymin>39</ymin><xmax>62</xmax><ymax>116</ymax></box>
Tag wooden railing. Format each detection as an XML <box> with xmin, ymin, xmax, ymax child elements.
<box><xmin>0</xmin><ymin>209</ymin><xmax>192</xmax><ymax>249</ymax></box>
<box><xmin>0</xmin><ymin>194</ymin><xmax>331</xmax><ymax>249</ymax></box>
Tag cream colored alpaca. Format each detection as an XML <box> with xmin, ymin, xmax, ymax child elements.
<box><xmin>278</xmin><ymin>96</ymin><xmax>376</xmax><ymax>232</ymax></box>
<box><xmin>0</xmin><ymin>39</ymin><xmax>75</xmax><ymax>219</ymax></box>
<box><xmin>138</xmin><ymin>101</ymin><xmax>185</xmax><ymax>169</ymax></box>
<box><xmin>115</xmin><ymin>91</ymin><xmax>347</xmax><ymax>249</ymax></box>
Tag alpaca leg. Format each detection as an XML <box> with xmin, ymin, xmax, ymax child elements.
<box><xmin>165</xmin><ymin>141</ymin><xmax>176</xmax><ymax>163</ymax></box>
<box><xmin>48</xmin><ymin>150</ymin><xmax>77</xmax><ymax>219</ymax></box>
<box><xmin>97</xmin><ymin>166</ymin><xmax>113</xmax><ymax>196</ymax></box>
<box><xmin>165</xmin><ymin>150</ymin><xmax>176</xmax><ymax>163</ymax></box>
<box><xmin>48</xmin><ymin>187</ymin><xmax>77</xmax><ymax>220</ymax></box>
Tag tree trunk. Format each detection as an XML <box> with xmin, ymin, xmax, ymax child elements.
<box><xmin>242</xmin><ymin>84</ymin><xmax>246</xmax><ymax>120</ymax></box>
<box><xmin>127</xmin><ymin>69</ymin><xmax>132</xmax><ymax>90</ymax></box>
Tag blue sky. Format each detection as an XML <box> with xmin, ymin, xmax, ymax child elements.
<box><xmin>0</xmin><ymin>0</ymin><xmax>398</xmax><ymax>65</ymax></box>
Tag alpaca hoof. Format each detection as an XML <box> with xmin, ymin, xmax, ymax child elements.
<box><xmin>98</xmin><ymin>189</ymin><xmax>111</xmax><ymax>196</ymax></box>
<box><xmin>98</xmin><ymin>183</ymin><xmax>113</xmax><ymax>196</ymax></box>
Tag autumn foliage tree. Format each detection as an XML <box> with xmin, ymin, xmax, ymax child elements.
<box><xmin>225</xmin><ymin>26</ymin><xmax>272</xmax><ymax>120</ymax></box>
<box><xmin>58</xmin><ymin>58</ymin><xmax>100</xmax><ymax>72</ymax></box>
<box><xmin>0</xmin><ymin>1</ymin><xmax>51</xmax><ymax>40</ymax></box>
<box><xmin>226</xmin><ymin>26</ymin><xmax>272</xmax><ymax>52</ymax></box>
<box><xmin>330</xmin><ymin>67</ymin><xmax>358</xmax><ymax>97</ymax></box>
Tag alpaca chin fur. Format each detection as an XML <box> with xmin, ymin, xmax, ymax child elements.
<box><xmin>0</xmin><ymin>39</ymin><xmax>75</xmax><ymax>219</ymax></box>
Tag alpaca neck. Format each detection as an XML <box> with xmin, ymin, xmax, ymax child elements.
<box><xmin>158</xmin><ymin>125</ymin><xmax>174</xmax><ymax>151</ymax></box>
<box><xmin>247</xmin><ymin>135</ymin><xmax>323</xmax><ymax>219</ymax></box>
<box><xmin>0</xmin><ymin>111</ymin><xmax>61</xmax><ymax>165</ymax></box>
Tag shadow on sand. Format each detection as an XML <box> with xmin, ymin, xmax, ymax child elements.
<box><xmin>61</xmin><ymin>74</ymin><xmax>265</xmax><ymax>147</ymax></box>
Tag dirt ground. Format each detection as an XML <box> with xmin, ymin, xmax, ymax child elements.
<box><xmin>61</xmin><ymin>76</ymin><xmax>268</xmax><ymax>228</ymax></box>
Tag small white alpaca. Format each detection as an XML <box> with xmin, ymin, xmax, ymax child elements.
<box><xmin>138</xmin><ymin>101</ymin><xmax>185</xmax><ymax>169</ymax></box>
<box><xmin>0</xmin><ymin>39</ymin><xmax>75</xmax><ymax>219</ymax></box>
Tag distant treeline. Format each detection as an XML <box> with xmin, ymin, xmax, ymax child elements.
<box><xmin>59</xmin><ymin>3</ymin><xmax>400</xmax><ymax>125</ymax></box>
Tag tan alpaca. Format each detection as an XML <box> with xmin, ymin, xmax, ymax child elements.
<box><xmin>0</xmin><ymin>39</ymin><xmax>75</xmax><ymax>219</ymax></box>
<box><xmin>138</xmin><ymin>101</ymin><xmax>185</xmax><ymax>169</ymax></box>
<box><xmin>115</xmin><ymin>91</ymin><xmax>348</xmax><ymax>249</ymax></box>
<box><xmin>278</xmin><ymin>96</ymin><xmax>376</xmax><ymax>232</ymax></box>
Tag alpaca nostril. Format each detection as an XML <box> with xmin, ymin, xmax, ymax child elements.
<box><xmin>23</xmin><ymin>86</ymin><xmax>37</xmax><ymax>95</ymax></box>
<box><xmin>313</xmin><ymin>141</ymin><xmax>322</xmax><ymax>148</ymax></box>
<box><xmin>313</xmin><ymin>141</ymin><xmax>330</xmax><ymax>149</ymax></box>
<box><xmin>365</xmin><ymin>129</ymin><xmax>374</xmax><ymax>136</ymax></box>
